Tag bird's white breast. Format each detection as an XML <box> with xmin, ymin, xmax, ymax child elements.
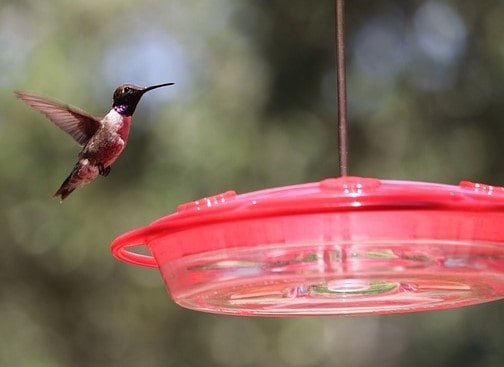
<box><xmin>102</xmin><ymin>109</ymin><xmax>125</xmax><ymax>133</ymax></box>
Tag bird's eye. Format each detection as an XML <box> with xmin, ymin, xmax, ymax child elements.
<box><xmin>123</xmin><ymin>87</ymin><xmax>131</xmax><ymax>93</ymax></box>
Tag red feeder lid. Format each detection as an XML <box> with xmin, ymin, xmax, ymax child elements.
<box><xmin>111</xmin><ymin>177</ymin><xmax>504</xmax><ymax>316</ymax></box>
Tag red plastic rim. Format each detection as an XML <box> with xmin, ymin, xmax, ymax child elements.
<box><xmin>111</xmin><ymin>177</ymin><xmax>504</xmax><ymax>316</ymax></box>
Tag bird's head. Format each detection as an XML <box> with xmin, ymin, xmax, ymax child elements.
<box><xmin>112</xmin><ymin>82</ymin><xmax>174</xmax><ymax>116</ymax></box>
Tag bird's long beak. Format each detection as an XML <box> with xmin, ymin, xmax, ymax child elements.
<box><xmin>142</xmin><ymin>82</ymin><xmax>175</xmax><ymax>93</ymax></box>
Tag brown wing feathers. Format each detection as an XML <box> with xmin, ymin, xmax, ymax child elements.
<box><xmin>15</xmin><ymin>91</ymin><xmax>102</xmax><ymax>145</ymax></box>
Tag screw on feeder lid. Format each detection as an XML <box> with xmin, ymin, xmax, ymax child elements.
<box><xmin>111</xmin><ymin>177</ymin><xmax>504</xmax><ymax>316</ymax></box>
<box><xmin>319</xmin><ymin>176</ymin><xmax>381</xmax><ymax>193</ymax></box>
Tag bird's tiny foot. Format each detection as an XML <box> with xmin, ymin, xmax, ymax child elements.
<box><xmin>98</xmin><ymin>164</ymin><xmax>111</xmax><ymax>176</ymax></box>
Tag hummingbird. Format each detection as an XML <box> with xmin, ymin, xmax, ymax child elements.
<box><xmin>15</xmin><ymin>82</ymin><xmax>174</xmax><ymax>200</ymax></box>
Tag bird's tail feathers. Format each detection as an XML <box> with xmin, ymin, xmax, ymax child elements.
<box><xmin>54</xmin><ymin>170</ymin><xmax>76</xmax><ymax>201</ymax></box>
<box><xmin>53</xmin><ymin>159</ymin><xmax>100</xmax><ymax>202</ymax></box>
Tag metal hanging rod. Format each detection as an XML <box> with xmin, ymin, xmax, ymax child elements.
<box><xmin>335</xmin><ymin>0</ymin><xmax>349</xmax><ymax>176</ymax></box>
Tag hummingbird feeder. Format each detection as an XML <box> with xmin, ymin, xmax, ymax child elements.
<box><xmin>111</xmin><ymin>0</ymin><xmax>504</xmax><ymax>316</ymax></box>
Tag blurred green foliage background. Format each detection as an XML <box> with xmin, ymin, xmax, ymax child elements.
<box><xmin>1</xmin><ymin>0</ymin><xmax>504</xmax><ymax>366</ymax></box>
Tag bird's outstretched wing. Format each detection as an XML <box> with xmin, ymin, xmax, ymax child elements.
<box><xmin>15</xmin><ymin>91</ymin><xmax>102</xmax><ymax>146</ymax></box>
